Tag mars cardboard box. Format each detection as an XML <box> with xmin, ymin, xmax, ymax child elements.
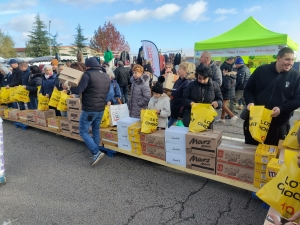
<box><xmin>47</xmin><ymin>117</ymin><xmax>63</xmax><ymax>131</ymax></box>
<box><xmin>26</xmin><ymin>113</ymin><xmax>36</xmax><ymax>124</ymax></box>
<box><xmin>217</xmin><ymin>140</ymin><xmax>256</xmax><ymax>169</ymax></box>
<box><xmin>66</xmin><ymin>98</ymin><xmax>81</xmax><ymax>110</ymax></box>
<box><xmin>255</xmin><ymin>144</ymin><xmax>279</xmax><ymax>165</ymax></box>
<box><xmin>8</xmin><ymin>110</ymin><xmax>20</xmax><ymax>120</ymax></box>
<box><xmin>186</xmin><ymin>130</ymin><xmax>222</xmax><ymax>157</ymax></box>
<box><xmin>19</xmin><ymin>110</ymin><xmax>34</xmax><ymax>122</ymax></box>
<box><xmin>68</xmin><ymin>110</ymin><xmax>81</xmax><ymax>122</ymax></box>
<box><xmin>35</xmin><ymin>109</ymin><xmax>55</xmax><ymax>119</ymax></box>
<box><xmin>186</xmin><ymin>152</ymin><xmax>216</xmax><ymax>174</ymax></box>
<box><xmin>142</xmin><ymin>143</ymin><xmax>165</xmax><ymax>160</ymax></box>
<box><xmin>60</xmin><ymin>118</ymin><xmax>70</xmax><ymax>134</ymax></box>
<box><xmin>59</xmin><ymin>67</ymin><xmax>84</xmax><ymax>87</ymax></box>
<box><xmin>70</xmin><ymin>122</ymin><xmax>80</xmax><ymax>135</ymax></box>
<box><xmin>36</xmin><ymin>118</ymin><xmax>47</xmax><ymax>127</ymax></box>
<box><xmin>140</xmin><ymin>130</ymin><xmax>165</xmax><ymax>148</ymax></box>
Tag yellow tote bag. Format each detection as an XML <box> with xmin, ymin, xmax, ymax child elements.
<box><xmin>9</xmin><ymin>87</ymin><xmax>17</xmax><ymax>102</ymax></box>
<box><xmin>57</xmin><ymin>92</ymin><xmax>70</xmax><ymax>111</ymax></box>
<box><xmin>48</xmin><ymin>88</ymin><xmax>61</xmax><ymax>108</ymax></box>
<box><xmin>100</xmin><ymin>106</ymin><xmax>110</xmax><ymax>128</ymax></box>
<box><xmin>140</xmin><ymin>109</ymin><xmax>146</xmax><ymax>124</ymax></box>
<box><xmin>256</xmin><ymin>156</ymin><xmax>300</xmax><ymax>220</ymax></box>
<box><xmin>14</xmin><ymin>85</ymin><xmax>30</xmax><ymax>103</ymax></box>
<box><xmin>141</xmin><ymin>109</ymin><xmax>158</xmax><ymax>134</ymax></box>
<box><xmin>38</xmin><ymin>94</ymin><xmax>49</xmax><ymax>111</ymax></box>
<box><xmin>37</xmin><ymin>86</ymin><xmax>41</xmax><ymax>96</ymax></box>
<box><xmin>189</xmin><ymin>103</ymin><xmax>218</xmax><ymax>133</ymax></box>
<box><xmin>282</xmin><ymin>121</ymin><xmax>300</xmax><ymax>150</ymax></box>
<box><xmin>249</xmin><ymin>106</ymin><xmax>272</xmax><ymax>143</ymax></box>
<box><xmin>1</xmin><ymin>87</ymin><xmax>10</xmax><ymax>104</ymax></box>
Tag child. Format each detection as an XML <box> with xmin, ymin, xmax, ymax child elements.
<box><xmin>148</xmin><ymin>76</ymin><xmax>171</xmax><ymax>129</ymax></box>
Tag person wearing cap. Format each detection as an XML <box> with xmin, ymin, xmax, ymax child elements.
<box><xmin>128</xmin><ymin>64</ymin><xmax>151</xmax><ymax>118</ymax></box>
<box><xmin>67</xmin><ymin>57</ymin><xmax>110</xmax><ymax>166</ymax></box>
<box><xmin>143</xmin><ymin>63</ymin><xmax>153</xmax><ymax>87</ymax></box>
<box><xmin>147</xmin><ymin>76</ymin><xmax>170</xmax><ymax>129</ymax></box>
<box><xmin>199</xmin><ymin>51</ymin><xmax>222</xmax><ymax>86</ymax></box>
<box><xmin>18</xmin><ymin>62</ymin><xmax>31</xmax><ymax>110</ymax></box>
<box><xmin>114</xmin><ymin>61</ymin><xmax>130</xmax><ymax>103</ymax></box>
<box><xmin>51</xmin><ymin>59</ymin><xmax>59</xmax><ymax>74</ymax></box>
<box><xmin>182</xmin><ymin>65</ymin><xmax>223</xmax><ymax>128</ymax></box>
<box><xmin>228</xmin><ymin>57</ymin><xmax>250</xmax><ymax>116</ymax></box>
<box><xmin>6</xmin><ymin>59</ymin><xmax>22</xmax><ymax>108</ymax></box>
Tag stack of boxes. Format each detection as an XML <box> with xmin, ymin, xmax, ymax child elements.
<box><xmin>128</xmin><ymin>122</ymin><xmax>142</xmax><ymax>155</ymax></box>
<box><xmin>47</xmin><ymin>117</ymin><xmax>64</xmax><ymax>131</ymax></box>
<box><xmin>67</xmin><ymin>98</ymin><xmax>81</xmax><ymax>138</ymax></box>
<box><xmin>0</xmin><ymin>106</ymin><xmax>8</xmax><ymax>117</ymax></box>
<box><xmin>254</xmin><ymin>144</ymin><xmax>279</xmax><ymax>188</ymax></box>
<box><xmin>117</xmin><ymin>117</ymin><xmax>139</xmax><ymax>151</ymax></box>
<box><xmin>186</xmin><ymin>130</ymin><xmax>222</xmax><ymax>174</ymax></box>
<box><xmin>19</xmin><ymin>110</ymin><xmax>34</xmax><ymax>122</ymax></box>
<box><xmin>141</xmin><ymin>130</ymin><xmax>165</xmax><ymax>160</ymax></box>
<box><xmin>100</xmin><ymin>127</ymin><xmax>118</xmax><ymax>148</ymax></box>
<box><xmin>8</xmin><ymin>109</ymin><xmax>20</xmax><ymax>120</ymax></box>
<box><xmin>216</xmin><ymin>140</ymin><xmax>256</xmax><ymax>183</ymax></box>
<box><xmin>165</xmin><ymin>126</ymin><xmax>189</xmax><ymax>167</ymax></box>
<box><xmin>35</xmin><ymin>109</ymin><xmax>56</xmax><ymax>127</ymax></box>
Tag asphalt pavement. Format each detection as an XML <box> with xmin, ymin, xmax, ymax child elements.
<box><xmin>1</xmin><ymin>107</ymin><xmax>293</xmax><ymax>224</ymax></box>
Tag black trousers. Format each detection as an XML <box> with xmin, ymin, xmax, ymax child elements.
<box><xmin>243</xmin><ymin>119</ymin><xmax>290</xmax><ymax>146</ymax></box>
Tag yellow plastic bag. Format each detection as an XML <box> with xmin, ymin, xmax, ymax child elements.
<box><xmin>141</xmin><ymin>109</ymin><xmax>158</xmax><ymax>134</ymax></box>
<box><xmin>256</xmin><ymin>156</ymin><xmax>300</xmax><ymax>219</ymax></box>
<box><xmin>9</xmin><ymin>87</ymin><xmax>18</xmax><ymax>102</ymax></box>
<box><xmin>249</xmin><ymin>106</ymin><xmax>272</xmax><ymax>143</ymax></box>
<box><xmin>38</xmin><ymin>94</ymin><xmax>49</xmax><ymax>111</ymax></box>
<box><xmin>37</xmin><ymin>86</ymin><xmax>41</xmax><ymax>96</ymax></box>
<box><xmin>14</xmin><ymin>85</ymin><xmax>30</xmax><ymax>102</ymax></box>
<box><xmin>140</xmin><ymin>109</ymin><xmax>146</xmax><ymax>124</ymax></box>
<box><xmin>100</xmin><ymin>106</ymin><xmax>110</xmax><ymax>128</ymax></box>
<box><xmin>189</xmin><ymin>103</ymin><xmax>218</xmax><ymax>133</ymax></box>
<box><xmin>1</xmin><ymin>87</ymin><xmax>10</xmax><ymax>104</ymax></box>
<box><xmin>57</xmin><ymin>92</ymin><xmax>70</xmax><ymax>111</ymax></box>
<box><xmin>282</xmin><ymin>121</ymin><xmax>300</xmax><ymax>150</ymax></box>
<box><xmin>48</xmin><ymin>88</ymin><xmax>61</xmax><ymax>108</ymax></box>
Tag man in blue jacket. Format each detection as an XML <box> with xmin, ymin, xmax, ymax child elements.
<box><xmin>68</xmin><ymin>57</ymin><xmax>110</xmax><ymax>166</ymax></box>
<box><xmin>18</xmin><ymin>62</ymin><xmax>31</xmax><ymax>110</ymax></box>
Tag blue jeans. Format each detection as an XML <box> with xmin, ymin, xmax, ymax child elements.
<box><xmin>7</xmin><ymin>102</ymin><xmax>18</xmax><ymax>108</ymax></box>
<box><xmin>168</xmin><ymin>116</ymin><xmax>178</xmax><ymax>128</ymax></box>
<box><xmin>27</xmin><ymin>97</ymin><xmax>38</xmax><ymax>109</ymax></box>
<box><xmin>60</xmin><ymin>111</ymin><xmax>67</xmax><ymax>117</ymax></box>
<box><xmin>120</xmin><ymin>86</ymin><xmax>128</xmax><ymax>103</ymax></box>
<box><xmin>79</xmin><ymin>111</ymin><xmax>104</xmax><ymax>155</ymax></box>
<box><xmin>18</xmin><ymin>102</ymin><xmax>26</xmax><ymax>110</ymax></box>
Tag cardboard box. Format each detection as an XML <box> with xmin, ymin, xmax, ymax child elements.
<box><xmin>100</xmin><ymin>139</ymin><xmax>118</xmax><ymax>147</ymax></box>
<box><xmin>60</xmin><ymin>118</ymin><xmax>70</xmax><ymax>134</ymax></box>
<box><xmin>70</xmin><ymin>122</ymin><xmax>79</xmax><ymax>135</ymax></box>
<box><xmin>19</xmin><ymin>110</ymin><xmax>34</xmax><ymax>121</ymax></box>
<box><xmin>68</xmin><ymin>110</ymin><xmax>81</xmax><ymax>122</ymax></box>
<box><xmin>255</xmin><ymin>163</ymin><xmax>267</xmax><ymax>172</ymax></box>
<box><xmin>8</xmin><ymin>110</ymin><xmax>20</xmax><ymax>120</ymax></box>
<box><xmin>140</xmin><ymin>130</ymin><xmax>165</xmax><ymax>148</ymax></box>
<box><xmin>4</xmin><ymin>109</ymin><xmax>16</xmax><ymax>118</ymax></box>
<box><xmin>254</xmin><ymin>178</ymin><xmax>268</xmax><ymax>188</ymax></box>
<box><xmin>36</xmin><ymin>118</ymin><xmax>47</xmax><ymax>127</ymax></box>
<box><xmin>142</xmin><ymin>143</ymin><xmax>165</xmax><ymax>160</ymax></box>
<box><xmin>186</xmin><ymin>152</ymin><xmax>216</xmax><ymax>174</ymax></box>
<box><xmin>59</xmin><ymin>67</ymin><xmax>84</xmax><ymax>87</ymax></box>
<box><xmin>118</xmin><ymin>130</ymin><xmax>129</xmax><ymax>141</ymax></box>
<box><xmin>128</xmin><ymin>122</ymin><xmax>141</xmax><ymax>136</ymax></box>
<box><xmin>216</xmin><ymin>162</ymin><xmax>254</xmax><ymax>184</ymax></box>
<box><xmin>47</xmin><ymin>117</ymin><xmax>63</xmax><ymax>131</ymax></box>
<box><xmin>217</xmin><ymin>140</ymin><xmax>256</xmax><ymax>169</ymax></box>
<box><xmin>165</xmin><ymin>126</ymin><xmax>189</xmax><ymax>144</ymax></box>
<box><xmin>35</xmin><ymin>109</ymin><xmax>55</xmax><ymax>119</ymax></box>
<box><xmin>166</xmin><ymin>152</ymin><xmax>186</xmax><ymax>167</ymax></box>
<box><xmin>26</xmin><ymin>113</ymin><xmax>36</xmax><ymax>124</ymax></box>
<box><xmin>100</xmin><ymin>127</ymin><xmax>118</xmax><ymax>143</ymax></box>
<box><xmin>266</xmin><ymin>158</ymin><xmax>284</xmax><ymax>181</ymax></box>
<box><xmin>263</xmin><ymin>207</ymin><xmax>297</xmax><ymax>225</ymax></box>
<box><xmin>255</xmin><ymin>144</ymin><xmax>279</xmax><ymax>164</ymax></box>
<box><xmin>163</xmin><ymin>73</ymin><xmax>178</xmax><ymax>90</ymax></box>
<box><xmin>66</xmin><ymin>98</ymin><xmax>81</xmax><ymax>110</ymax></box>
<box><xmin>117</xmin><ymin>117</ymin><xmax>140</xmax><ymax>133</ymax></box>
<box><xmin>186</xmin><ymin>130</ymin><xmax>222</xmax><ymax>157</ymax></box>
<box><xmin>165</xmin><ymin>142</ymin><xmax>186</xmax><ymax>156</ymax></box>
<box><xmin>128</xmin><ymin>135</ymin><xmax>141</xmax><ymax>143</ymax></box>
<box><xmin>254</xmin><ymin>169</ymin><xmax>267</xmax><ymax>180</ymax></box>
<box><xmin>118</xmin><ymin>140</ymin><xmax>131</xmax><ymax>151</ymax></box>
<box><xmin>0</xmin><ymin>109</ymin><xmax>5</xmax><ymax>116</ymax></box>
<box><xmin>132</xmin><ymin>142</ymin><xmax>142</xmax><ymax>155</ymax></box>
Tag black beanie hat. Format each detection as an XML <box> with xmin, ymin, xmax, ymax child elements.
<box><xmin>152</xmin><ymin>76</ymin><xmax>165</xmax><ymax>94</ymax></box>
<box><xmin>143</xmin><ymin>64</ymin><xmax>153</xmax><ymax>74</ymax></box>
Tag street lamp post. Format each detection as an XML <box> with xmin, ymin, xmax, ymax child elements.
<box><xmin>49</xmin><ymin>20</ymin><xmax>52</xmax><ymax>56</ymax></box>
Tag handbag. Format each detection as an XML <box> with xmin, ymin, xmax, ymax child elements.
<box><xmin>240</xmin><ymin>74</ymin><xmax>282</xmax><ymax>120</ymax></box>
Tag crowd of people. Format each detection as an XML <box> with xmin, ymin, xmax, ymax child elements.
<box><xmin>0</xmin><ymin>47</ymin><xmax>299</xmax><ymax>166</ymax></box>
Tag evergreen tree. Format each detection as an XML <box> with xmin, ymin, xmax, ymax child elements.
<box><xmin>25</xmin><ymin>14</ymin><xmax>50</xmax><ymax>57</ymax></box>
<box><xmin>0</xmin><ymin>29</ymin><xmax>17</xmax><ymax>58</ymax></box>
<box><xmin>70</xmin><ymin>24</ymin><xmax>88</xmax><ymax>54</ymax></box>
<box><xmin>51</xmin><ymin>33</ymin><xmax>62</xmax><ymax>55</ymax></box>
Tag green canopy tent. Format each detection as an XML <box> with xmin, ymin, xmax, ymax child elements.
<box><xmin>194</xmin><ymin>16</ymin><xmax>298</xmax><ymax>58</ymax></box>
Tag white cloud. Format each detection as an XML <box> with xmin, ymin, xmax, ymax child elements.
<box><xmin>181</xmin><ymin>0</ymin><xmax>209</xmax><ymax>22</ymax></box>
<box><xmin>244</xmin><ymin>6</ymin><xmax>261</xmax><ymax>13</ymax></box>
<box><xmin>110</xmin><ymin>3</ymin><xmax>180</xmax><ymax>24</ymax></box>
<box><xmin>214</xmin><ymin>8</ymin><xmax>237</xmax><ymax>15</ymax></box>
<box><xmin>5</xmin><ymin>14</ymin><xmax>37</xmax><ymax>33</ymax></box>
<box><xmin>215</xmin><ymin>16</ymin><xmax>227</xmax><ymax>22</ymax></box>
<box><xmin>0</xmin><ymin>10</ymin><xmax>21</xmax><ymax>15</ymax></box>
<box><xmin>0</xmin><ymin>0</ymin><xmax>38</xmax><ymax>14</ymax></box>
<box><xmin>57</xmin><ymin>0</ymin><xmax>142</xmax><ymax>4</ymax></box>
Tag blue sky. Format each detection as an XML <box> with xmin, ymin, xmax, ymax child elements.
<box><xmin>1</xmin><ymin>0</ymin><xmax>300</xmax><ymax>56</ymax></box>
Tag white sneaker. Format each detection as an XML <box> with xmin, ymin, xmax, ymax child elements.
<box><xmin>230</xmin><ymin>115</ymin><xmax>238</xmax><ymax>124</ymax></box>
<box><xmin>215</xmin><ymin>119</ymin><xmax>225</xmax><ymax>124</ymax></box>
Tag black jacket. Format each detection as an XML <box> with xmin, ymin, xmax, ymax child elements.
<box><xmin>244</xmin><ymin>62</ymin><xmax>300</xmax><ymax>125</ymax></box>
<box><xmin>9</xmin><ymin>67</ymin><xmax>22</xmax><ymax>87</ymax></box>
<box><xmin>220</xmin><ymin>61</ymin><xmax>235</xmax><ymax>75</ymax></box>
<box><xmin>1</xmin><ymin>74</ymin><xmax>12</xmax><ymax>87</ymax></box>
<box><xmin>26</xmin><ymin>73</ymin><xmax>44</xmax><ymax>98</ymax></box>
<box><xmin>174</xmin><ymin>53</ymin><xmax>181</xmax><ymax>66</ymax></box>
<box><xmin>182</xmin><ymin>79</ymin><xmax>223</xmax><ymax>127</ymax></box>
<box><xmin>114</xmin><ymin>65</ymin><xmax>131</xmax><ymax>86</ymax></box>
<box><xmin>235</xmin><ymin>65</ymin><xmax>250</xmax><ymax>91</ymax></box>
<box><xmin>137</xmin><ymin>46</ymin><xmax>143</xmax><ymax>66</ymax></box>
<box><xmin>221</xmin><ymin>74</ymin><xmax>236</xmax><ymax>100</ymax></box>
<box><xmin>170</xmin><ymin>77</ymin><xmax>188</xmax><ymax>118</ymax></box>
<box><xmin>120</xmin><ymin>51</ymin><xmax>130</xmax><ymax>63</ymax></box>
<box><xmin>70</xmin><ymin>66</ymin><xmax>110</xmax><ymax>112</ymax></box>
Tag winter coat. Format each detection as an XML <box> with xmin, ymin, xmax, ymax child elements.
<box><xmin>22</xmin><ymin>66</ymin><xmax>31</xmax><ymax>85</ymax></box>
<box><xmin>40</xmin><ymin>74</ymin><xmax>58</xmax><ymax>97</ymax></box>
<box><xmin>220</xmin><ymin>61</ymin><xmax>235</xmax><ymax>75</ymax></box>
<box><xmin>104</xmin><ymin>50</ymin><xmax>114</xmax><ymax>63</ymax></box>
<box><xmin>200</xmin><ymin>61</ymin><xmax>222</xmax><ymax>87</ymax></box>
<box><xmin>221</xmin><ymin>72</ymin><xmax>236</xmax><ymax>100</ymax></box>
<box><xmin>235</xmin><ymin>65</ymin><xmax>250</xmax><ymax>91</ymax></box>
<box><xmin>114</xmin><ymin>65</ymin><xmax>131</xmax><ymax>86</ymax></box>
<box><xmin>170</xmin><ymin>77</ymin><xmax>188</xmax><ymax>118</ymax></box>
<box><xmin>8</xmin><ymin>67</ymin><xmax>22</xmax><ymax>87</ymax></box>
<box><xmin>137</xmin><ymin>47</ymin><xmax>144</xmax><ymax>66</ymax></box>
<box><xmin>26</xmin><ymin>73</ymin><xmax>44</xmax><ymax>98</ymax></box>
<box><xmin>174</xmin><ymin>53</ymin><xmax>181</xmax><ymax>66</ymax></box>
<box><xmin>147</xmin><ymin>93</ymin><xmax>171</xmax><ymax>128</ymax></box>
<box><xmin>128</xmin><ymin>74</ymin><xmax>151</xmax><ymax>118</ymax></box>
<box><xmin>120</xmin><ymin>51</ymin><xmax>130</xmax><ymax>64</ymax></box>
<box><xmin>1</xmin><ymin>73</ymin><xmax>12</xmax><ymax>87</ymax></box>
<box><xmin>106</xmin><ymin>80</ymin><xmax>121</xmax><ymax>105</ymax></box>
<box><xmin>182</xmin><ymin>78</ymin><xmax>223</xmax><ymax>127</ymax></box>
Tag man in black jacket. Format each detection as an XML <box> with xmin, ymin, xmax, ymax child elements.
<box><xmin>243</xmin><ymin>47</ymin><xmax>300</xmax><ymax>146</ymax></box>
<box><xmin>69</xmin><ymin>57</ymin><xmax>110</xmax><ymax>166</ymax></box>
<box><xmin>114</xmin><ymin>61</ymin><xmax>130</xmax><ymax>103</ymax></box>
<box><xmin>220</xmin><ymin>57</ymin><xmax>235</xmax><ymax>75</ymax></box>
<box><xmin>6</xmin><ymin>59</ymin><xmax>22</xmax><ymax>109</ymax></box>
